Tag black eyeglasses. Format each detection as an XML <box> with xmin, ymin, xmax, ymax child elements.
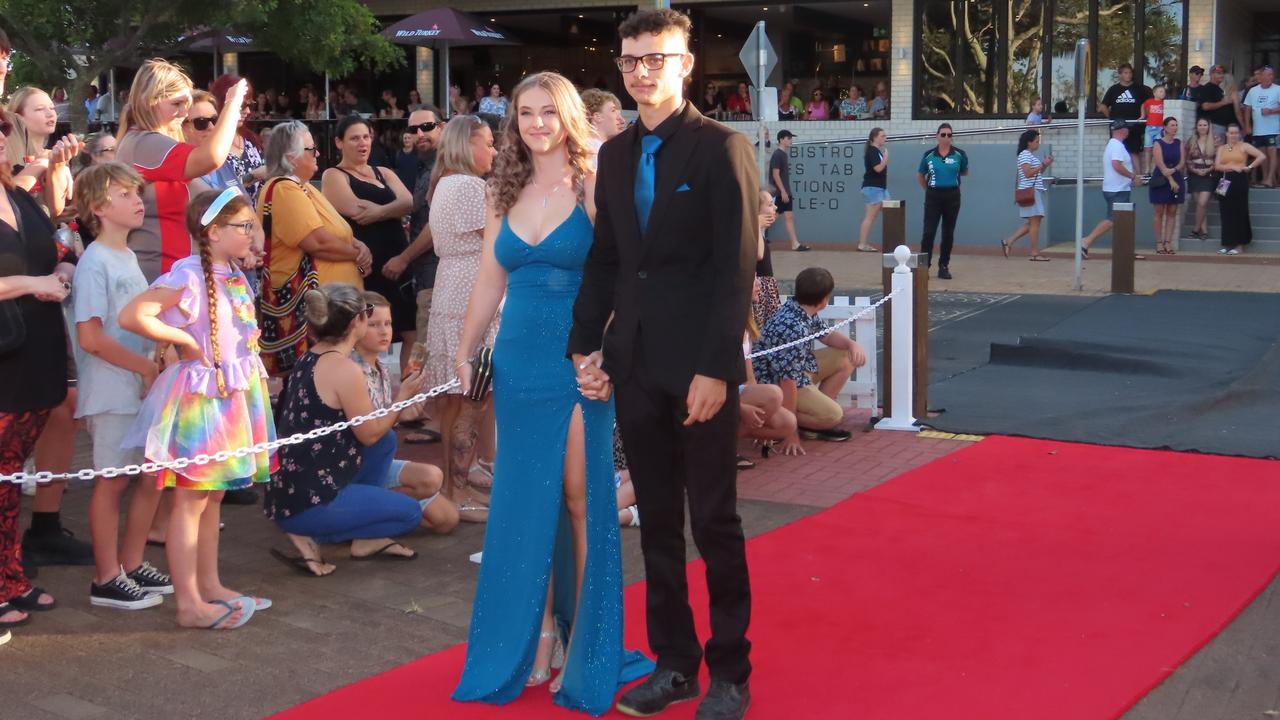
<box><xmin>615</xmin><ymin>53</ymin><xmax>685</xmax><ymax>73</ymax></box>
<box><xmin>189</xmin><ymin>115</ymin><xmax>219</xmax><ymax>131</ymax></box>
<box><xmin>409</xmin><ymin>121</ymin><xmax>444</xmax><ymax>134</ymax></box>
<box><xmin>221</xmin><ymin>220</ymin><xmax>256</xmax><ymax>236</ymax></box>
<box><xmin>302</xmin><ymin>146</ymin><xmax>320</xmax><ymax>156</ymax></box>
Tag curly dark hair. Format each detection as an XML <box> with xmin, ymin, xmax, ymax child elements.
<box><xmin>618</xmin><ymin>9</ymin><xmax>692</xmax><ymax>44</ymax></box>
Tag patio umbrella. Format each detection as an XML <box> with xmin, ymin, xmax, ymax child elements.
<box><xmin>382</xmin><ymin>8</ymin><xmax>519</xmax><ymax>111</ymax></box>
<box><xmin>177</xmin><ymin>29</ymin><xmax>262</xmax><ymax>75</ymax></box>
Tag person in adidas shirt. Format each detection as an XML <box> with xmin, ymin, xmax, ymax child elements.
<box><xmin>1100</xmin><ymin>63</ymin><xmax>1152</xmax><ymax>171</ymax></box>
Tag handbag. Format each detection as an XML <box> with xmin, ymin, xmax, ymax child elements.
<box><xmin>1014</xmin><ymin>187</ymin><xmax>1036</xmax><ymax>207</ymax></box>
<box><xmin>467</xmin><ymin>346</ymin><xmax>494</xmax><ymax>402</ymax></box>
<box><xmin>257</xmin><ymin>178</ymin><xmax>320</xmax><ymax>376</ymax></box>
<box><xmin>1148</xmin><ymin>171</ymin><xmax>1169</xmax><ymax>189</ymax></box>
<box><xmin>1215</xmin><ymin>176</ymin><xmax>1231</xmax><ymax>196</ymax></box>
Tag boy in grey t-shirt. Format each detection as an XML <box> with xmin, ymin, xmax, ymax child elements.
<box><xmin>71</xmin><ymin>163</ymin><xmax>170</xmax><ymax>610</ymax></box>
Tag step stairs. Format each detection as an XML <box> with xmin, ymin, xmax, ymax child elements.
<box><xmin>1181</xmin><ymin>187</ymin><xmax>1280</xmax><ymax>253</ymax></box>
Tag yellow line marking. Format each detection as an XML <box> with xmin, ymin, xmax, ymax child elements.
<box><xmin>917</xmin><ymin>430</ymin><xmax>985</xmax><ymax>442</ymax></box>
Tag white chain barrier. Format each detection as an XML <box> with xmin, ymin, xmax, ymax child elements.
<box><xmin>1</xmin><ymin>286</ymin><xmax>902</xmax><ymax>486</ymax></box>
<box><xmin>0</xmin><ymin>379</ymin><xmax>459</xmax><ymax>485</ymax></box>
<box><xmin>746</xmin><ymin>287</ymin><xmax>899</xmax><ymax>360</ymax></box>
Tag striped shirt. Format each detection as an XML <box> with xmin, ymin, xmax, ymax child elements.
<box><xmin>1016</xmin><ymin>150</ymin><xmax>1045</xmax><ymax>192</ymax></box>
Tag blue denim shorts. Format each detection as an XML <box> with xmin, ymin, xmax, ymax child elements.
<box><xmin>1102</xmin><ymin>190</ymin><xmax>1131</xmax><ymax>220</ymax></box>
<box><xmin>861</xmin><ymin>187</ymin><xmax>890</xmax><ymax>205</ymax></box>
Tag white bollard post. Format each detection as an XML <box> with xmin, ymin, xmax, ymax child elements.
<box><xmin>877</xmin><ymin>245</ymin><xmax>919</xmax><ymax>432</ymax></box>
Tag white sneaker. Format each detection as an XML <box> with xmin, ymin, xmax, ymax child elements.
<box><xmin>1217</xmin><ymin>248</ymin><xmax>1229</xmax><ymax>254</ymax></box>
<box><xmin>0</xmin><ymin>628</ymin><xmax>10</xmax><ymax>646</ymax></box>
<box><xmin>1226</xmin><ymin>248</ymin><xmax>1241</xmax><ymax>255</ymax></box>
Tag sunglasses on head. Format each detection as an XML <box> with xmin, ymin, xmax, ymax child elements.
<box><xmin>409</xmin><ymin>120</ymin><xmax>444</xmax><ymax>134</ymax></box>
<box><xmin>363</xmin><ymin>303</ymin><xmax>375</xmax><ymax>319</ymax></box>
<box><xmin>189</xmin><ymin>115</ymin><xmax>219</xmax><ymax>131</ymax></box>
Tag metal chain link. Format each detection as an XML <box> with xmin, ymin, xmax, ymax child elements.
<box><xmin>0</xmin><ymin>379</ymin><xmax>459</xmax><ymax>485</ymax></box>
<box><xmin>3</xmin><ymin>287</ymin><xmax>904</xmax><ymax>486</ymax></box>
<box><xmin>746</xmin><ymin>288</ymin><xmax>900</xmax><ymax>360</ymax></box>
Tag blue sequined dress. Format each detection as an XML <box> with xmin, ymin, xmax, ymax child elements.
<box><xmin>452</xmin><ymin>205</ymin><xmax>653</xmax><ymax>715</ymax></box>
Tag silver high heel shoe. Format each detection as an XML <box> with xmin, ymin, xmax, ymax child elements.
<box><xmin>527</xmin><ymin>630</ymin><xmax>562</xmax><ymax>687</ymax></box>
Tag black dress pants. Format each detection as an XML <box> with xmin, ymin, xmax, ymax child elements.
<box><xmin>614</xmin><ymin>359</ymin><xmax>752</xmax><ymax>684</ymax></box>
<box><xmin>921</xmin><ymin>187</ymin><xmax>962</xmax><ymax>268</ymax></box>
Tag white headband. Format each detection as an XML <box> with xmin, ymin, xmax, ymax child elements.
<box><xmin>200</xmin><ymin>186</ymin><xmax>244</xmax><ymax>227</ymax></box>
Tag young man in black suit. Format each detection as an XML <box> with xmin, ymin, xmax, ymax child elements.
<box><xmin>567</xmin><ymin>9</ymin><xmax>758</xmax><ymax>720</ymax></box>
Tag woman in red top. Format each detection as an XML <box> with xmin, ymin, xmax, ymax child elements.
<box><xmin>725</xmin><ymin>81</ymin><xmax>753</xmax><ymax>118</ymax></box>
<box><xmin>117</xmin><ymin>59</ymin><xmax>248</xmax><ymax>281</ymax></box>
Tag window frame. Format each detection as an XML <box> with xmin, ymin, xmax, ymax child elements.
<box><xmin>912</xmin><ymin>0</ymin><xmax>1188</xmax><ymax>119</ymax></box>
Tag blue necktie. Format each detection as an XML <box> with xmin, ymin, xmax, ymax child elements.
<box><xmin>635</xmin><ymin>134</ymin><xmax>664</xmax><ymax>236</ymax></box>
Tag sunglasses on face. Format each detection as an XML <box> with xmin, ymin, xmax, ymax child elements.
<box><xmin>939</xmin><ymin>132</ymin><xmax>953</xmax><ymax>138</ymax></box>
<box><xmin>615</xmin><ymin>53</ymin><xmax>685</xmax><ymax>73</ymax></box>
<box><xmin>189</xmin><ymin>115</ymin><xmax>219</xmax><ymax>131</ymax></box>
<box><xmin>94</xmin><ymin>146</ymin><xmax>117</xmax><ymax>155</ymax></box>
<box><xmin>409</xmin><ymin>121</ymin><xmax>444</xmax><ymax>134</ymax></box>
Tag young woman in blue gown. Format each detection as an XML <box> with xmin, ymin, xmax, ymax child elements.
<box><xmin>451</xmin><ymin>72</ymin><xmax>653</xmax><ymax>716</ymax></box>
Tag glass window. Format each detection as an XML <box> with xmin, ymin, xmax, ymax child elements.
<box><xmin>1144</xmin><ymin>0</ymin><xmax>1185</xmax><ymax>88</ymax></box>
<box><xmin>1095</xmin><ymin>0</ymin><xmax>1136</xmax><ymax>107</ymax></box>
<box><xmin>1051</xmin><ymin>0</ymin><xmax>1090</xmax><ymax>114</ymax></box>
<box><xmin>1009</xmin><ymin>0</ymin><xmax>1049</xmax><ymax>114</ymax></box>
<box><xmin>918</xmin><ymin>0</ymin><xmax>1185</xmax><ymax>118</ymax></box>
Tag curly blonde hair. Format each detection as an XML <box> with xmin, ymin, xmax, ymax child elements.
<box><xmin>488</xmin><ymin>72</ymin><xmax>593</xmax><ymax>216</ymax></box>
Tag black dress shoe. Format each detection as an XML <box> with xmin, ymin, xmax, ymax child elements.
<box><xmin>938</xmin><ymin>266</ymin><xmax>953</xmax><ymax>280</ymax></box>
<box><xmin>617</xmin><ymin>668</ymin><xmax>700</xmax><ymax>717</ymax></box>
<box><xmin>21</xmin><ymin>528</ymin><xmax>94</xmax><ymax>567</ymax></box>
<box><xmin>695</xmin><ymin>680</ymin><xmax>750</xmax><ymax>720</ymax></box>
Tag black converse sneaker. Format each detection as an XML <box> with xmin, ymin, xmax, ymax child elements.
<box><xmin>90</xmin><ymin>571</ymin><xmax>163</xmax><ymax>610</ymax></box>
<box><xmin>125</xmin><ymin>561</ymin><xmax>173</xmax><ymax>595</ymax></box>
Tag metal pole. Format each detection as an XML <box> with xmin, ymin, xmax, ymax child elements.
<box><xmin>755</xmin><ymin>21</ymin><xmax>766</xmax><ymax>121</ymax></box>
<box><xmin>1074</xmin><ymin>38</ymin><xmax>1089</xmax><ymax>292</ymax></box>
<box><xmin>877</xmin><ymin>245</ymin><xmax>918</xmax><ymax>432</ymax></box>
<box><xmin>324</xmin><ymin>73</ymin><xmax>331</xmax><ymax>119</ymax></box>
<box><xmin>441</xmin><ymin>41</ymin><xmax>451</xmax><ymax>113</ymax></box>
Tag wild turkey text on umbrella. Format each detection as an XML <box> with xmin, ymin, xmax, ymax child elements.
<box><xmin>381</xmin><ymin>8</ymin><xmax>520</xmax><ymax>112</ymax></box>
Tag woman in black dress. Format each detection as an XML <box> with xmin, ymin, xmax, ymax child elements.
<box><xmin>321</xmin><ymin>116</ymin><xmax>417</xmax><ymax>354</ymax></box>
<box><xmin>1212</xmin><ymin>123</ymin><xmax>1267</xmax><ymax>255</ymax></box>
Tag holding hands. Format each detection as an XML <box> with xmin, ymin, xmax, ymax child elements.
<box><xmin>573</xmin><ymin>351</ymin><xmax>612</xmax><ymax>402</ymax></box>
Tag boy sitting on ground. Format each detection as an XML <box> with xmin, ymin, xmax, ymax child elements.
<box><xmin>751</xmin><ymin>267</ymin><xmax>867</xmax><ymax>454</ymax></box>
<box><xmin>350</xmin><ymin>292</ymin><xmax>460</xmax><ymax>534</ymax></box>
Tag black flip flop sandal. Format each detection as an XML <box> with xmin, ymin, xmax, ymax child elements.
<box><xmin>0</xmin><ymin>602</ymin><xmax>30</xmax><ymax>628</ymax></box>
<box><xmin>10</xmin><ymin>587</ymin><xmax>56</xmax><ymax>612</ymax></box>
<box><xmin>351</xmin><ymin>542</ymin><xmax>418</xmax><ymax>562</ymax></box>
<box><xmin>269</xmin><ymin>548</ymin><xmax>334</xmax><ymax>577</ymax></box>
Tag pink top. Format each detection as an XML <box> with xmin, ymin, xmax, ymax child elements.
<box><xmin>806</xmin><ymin>101</ymin><xmax>830</xmax><ymax>120</ymax></box>
<box><xmin>154</xmin><ymin>255</ymin><xmax>267</xmax><ymax>397</ymax></box>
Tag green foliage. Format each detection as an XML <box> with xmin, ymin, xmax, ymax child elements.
<box><xmin>0</xmin><ymin>0</ymin><xmax>401</xmax><ymax>127</ymax></box>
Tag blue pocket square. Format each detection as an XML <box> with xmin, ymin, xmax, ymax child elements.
<box><xmin>676</xmin><ymin>183</ymin><xmax>691</xmax><ymax>192</ymax></box>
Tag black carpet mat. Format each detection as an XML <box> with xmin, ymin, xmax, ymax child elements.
<box><xmin>926</xmin><ymin>291</ymin><xmax>1280</xmax><ymax>459</ymax></box>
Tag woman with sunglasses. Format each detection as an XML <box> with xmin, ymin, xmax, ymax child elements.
<box><xmin>257</xmin><ymin>121</ymin><xmax>371</xmax><ymax>376</ymax></box>
<box><xmin>117</xmin><ymin>59</ymin><xmax>246</xmax><ymax>282</ymax></box>
<box><xmin>210</xmin><ymin>74</ymin><xmax>266</xmax><ymax>202</ymax></box>
<box><xmin>264</xmin><ymin>283</ymin><xmax>428</xmax><ymax>575</ymax></box>
<box><xmin>698</xmin><ymin>81</ymin><xmax>724</xmax><ymax>119</ymax></box>
<box><xmin>806</xmin><ymin>88</ymin><xmax>831</xmax><ymax>120</ymax></box>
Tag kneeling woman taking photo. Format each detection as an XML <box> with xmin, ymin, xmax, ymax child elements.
<box><xmin>264</xmin><ymin>284</ymin><xmax>428</xmax><ymax>576</ymax></box>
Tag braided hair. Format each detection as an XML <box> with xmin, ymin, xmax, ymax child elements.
<box><xmin>185</xmin><ymin>189</ymin><xmax>253</xmax><ymax>397</ymax></box>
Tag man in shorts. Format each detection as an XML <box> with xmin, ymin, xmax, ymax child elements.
<box><xmin>1242</xmin><ymin>65</ymin><xmax>1279</xmax><ymax>187</ymax></box>
<box><xmin>770</xmin><ymin>130</ymin><xmax>809</xmax><ymax>251</ymax></box>
<box><xmin>1082</xmin><ymin>119</ymin><xmax>1145</xmax><ymax>255</ymax></box>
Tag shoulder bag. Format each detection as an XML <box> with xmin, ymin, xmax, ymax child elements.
<box><xmin>257</xmin><ymin>177</ymin><xmax>321</xmax><ymax>376</ymax></box>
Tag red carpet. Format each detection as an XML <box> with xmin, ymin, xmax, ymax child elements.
<box><xmin>275</xmin><ymin>437</ymin><xmax>1280</xmax><ymax>719</ymax></box>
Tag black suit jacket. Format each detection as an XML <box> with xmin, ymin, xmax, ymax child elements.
<box><xmin>568</xmin><ymin>103</ymin><xmax>759</xmax><ymax>396</ymax></box>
